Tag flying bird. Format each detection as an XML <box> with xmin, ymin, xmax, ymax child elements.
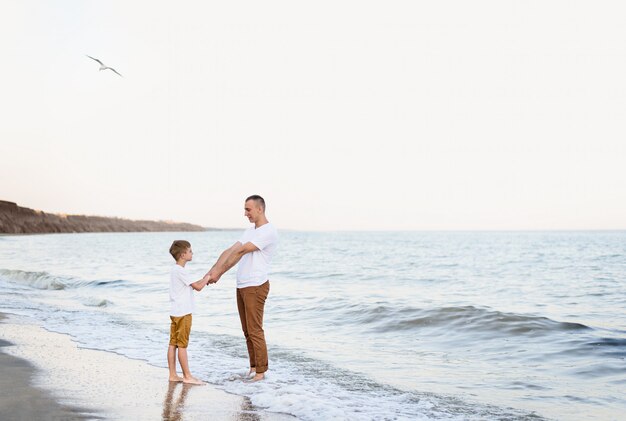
<box><xmin>86</xmin><ymin>55</ymin><xmax>123</xmax><ymax>77</ymax></box>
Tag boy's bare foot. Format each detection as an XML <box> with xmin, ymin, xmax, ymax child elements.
<box><xmin>183</xmin><ymin>376</ymin><xmax>206</xmax><ymax>385</ymax></box>
<box><xmin>169</xmin><ymin>375</ymin><xmax>184</xmax><ymax>382</ymax></box>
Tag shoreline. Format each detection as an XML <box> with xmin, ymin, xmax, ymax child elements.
<box><xmin>0</xmin><ymin>314</ymin><xmax>93</xmax><ymax>420</ymax></box>
<box><xmin>0</xmin><ymin>312</ymin><xmax>293</xmax><ymax>420</ymax></box>
<box><xmin>0</xmin><ymin>341</ymin><xmax>92</xmax><ymax>420</ymax></box>
<box><xmin>0</xmin><ymin>227</ymin><xmax>240</xmax><ymax>237</ymax></box>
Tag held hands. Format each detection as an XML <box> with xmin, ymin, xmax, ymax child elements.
<box><xmin>210</xmin><ymin>268</ymin><xmax>223</xmax><ymax>284</ymax></box>
<box><xmin>201</xmin><ymin>273</ymin><xmax>212</xmax><ymax>286</ymax></box>
<box><xmin>201</xmin><ymin>273</ymin><xmax>217</xmax><ymax>286</ymax></box>
<box><xmin>204</xmin><ymin>269</ymin><xmax>221</xmax><ymax>284</ymax></box>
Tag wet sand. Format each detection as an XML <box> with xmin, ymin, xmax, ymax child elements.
<box><xmin>0</xmin><ymin>313</ymin><xmax>293</xmax><ymax>420</ymax></box>
<box><xmin>0</xmin><ymin>338</ymin><xmax>93</xmax><ymax>420</ymax></box>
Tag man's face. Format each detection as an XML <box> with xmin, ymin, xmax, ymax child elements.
<box><xmin>244</xmin><ymin>200</ymin><xmax>262</xmax><ymax>223</ymax></box>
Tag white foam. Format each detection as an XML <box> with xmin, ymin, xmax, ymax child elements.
<box><xmin>0</xmin><ymin>280</ymin><xmax>524</xmax><ymax>421</ymax></box>
<box><xmin>0</xmin><ymin>321</ymin><xmax>285</xmax><ymax>420</ymax></box>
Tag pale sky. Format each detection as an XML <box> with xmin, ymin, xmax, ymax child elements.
<box><xmin>1</xmin><ymin>1</ymin><xmax>625</xmax><ymax>231</ymax></box>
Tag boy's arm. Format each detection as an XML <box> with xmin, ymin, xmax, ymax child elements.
<box><xmin>190</xmin><ymin>274</ymin><xmax>210</xmax><ymax>291</ymax></box>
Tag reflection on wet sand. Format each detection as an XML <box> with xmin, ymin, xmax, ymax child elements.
<box><xmin>161</xmin><ymin>380</ymin><xmax>287</xmax><ymax>420</ymax></box>
<box><xmin>162</xmin><ymin>382</ymin><xmax>191</xmax><ymax>421</ymax></box>
<box><xmin>234</xmin><ymin>396</ymin><xmax>261</xmax><ymax>421</ymax></box>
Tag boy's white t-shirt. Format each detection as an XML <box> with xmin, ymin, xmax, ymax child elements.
<box><xmin>236</xmin><ymin>222</ymin><xmax>278</xmax><ymax>288</ymax></box>
<box><xmin>170</xmin><ymin>264</ymin><xmax>195</xmax><ymax>317</ymax></box>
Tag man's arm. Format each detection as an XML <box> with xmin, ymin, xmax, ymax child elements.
<box><xmin>205</xmin><ymin>242</ymin><xmax>239</xmax><ymax>283</ymax></box>
<box><xmin>208</xmin><ymin>242</ymin><xmax>240</xmax><ymax>275</ymax></box>
<box><xmin>207</xmin><ymin>241</ymin><xmax>259</xmax><ymax>282</ymax></box>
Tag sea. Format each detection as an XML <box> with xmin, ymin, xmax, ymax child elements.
<box><xmin>0</xmin><ymin>230</ymin><xmax>624</xmax><ymax>420</ymax></box>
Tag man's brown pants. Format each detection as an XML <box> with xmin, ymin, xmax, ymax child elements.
<box><xmin>236</xmin><ymin>280</ymin><xmax>270</xmax><ymax>373</ymax></box>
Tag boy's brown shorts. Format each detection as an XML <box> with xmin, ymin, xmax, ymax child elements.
<box><xmin>169</xmin><ymin>314</ymin><xmax>192</xmax><ymax>348</ymax></box>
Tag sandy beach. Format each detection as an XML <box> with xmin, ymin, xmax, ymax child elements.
<box><xmin>0</xmin><ymin>339</ymin><xmax>91</xmax><ymax>420</ymax></box>
<box><xmin>0</xmin><ymin>313</ymin><xmax>293</xmax><ymax>421</ymax></box>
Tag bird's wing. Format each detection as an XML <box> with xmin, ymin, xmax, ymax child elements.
<box><xmin>109</xmin><ymin>68</ymin><xmax>123</xmax><ymax>77</ymax></box>
<box><xmin>86</xmin><ymin>55</ymin><xmax>104</xmax><ymax>66</ymax></box>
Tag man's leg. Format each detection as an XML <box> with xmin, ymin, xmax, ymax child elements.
<box><xmin>242</xmin><ymin>281</ymin><xmax>270</xmax><ymax>381</ymax></box>
<box><xmin>237</xmin><ymin>287</ymin><xmax>256</xmax><ymax>376</ymax></box>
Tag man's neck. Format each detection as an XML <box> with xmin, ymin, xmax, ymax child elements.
<box><xmin>255</xmin><ymin>217</ymin><xmax>269</xmax><ymax>229</ymax></box>
<box><xmin>176</xmin><ymin>260</ymin><xmax>187</xmax><ymax>267</ymax></box>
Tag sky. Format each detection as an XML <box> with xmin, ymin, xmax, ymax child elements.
<box><xmin>1</xmin><ymin>1</ymin><xmax>625</xmax><ymax>231</ymax></box>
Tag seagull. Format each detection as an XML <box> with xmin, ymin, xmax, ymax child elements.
<box><xmin>86</xmin><ymin>55</ymin><xmax>123</xmax><ymax>77</ymax></box>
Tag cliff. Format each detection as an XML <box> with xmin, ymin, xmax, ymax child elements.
<box><xmin>0</xmin><ymin>201</ymin><xmax>207</xmax><ymax>234</ymax></box>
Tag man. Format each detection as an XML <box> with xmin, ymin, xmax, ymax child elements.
<box><xmin>207</xmin><ymin>195</ymin><xmax>278</xmax><ymax>382</ymax></box>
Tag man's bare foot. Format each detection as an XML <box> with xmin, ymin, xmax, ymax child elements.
<box><xmin>169</xmin><ymin>375</ymin><xmax>184</xmax><ymax>382</ymax></box>
<box><xmin>183</xmin><ymin>376</ymin><xmax>206</xmax><ymax>385</ymax></box>
<box><xmin>248</xmin><ymin>369</ymin><xmax>256</xmax><ymax>378</ymax></box>
<box><xmin>246</xmin><ymin>373</ymin><xmax>265</xmax><ymax>382</ymax></box>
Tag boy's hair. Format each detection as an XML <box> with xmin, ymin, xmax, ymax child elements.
<box><xmin>169</xmin><ymin>240</ymin><xmax>191</xmax><ymax>261</ymax></box>
<box><xmin>246</xmin><ymin>194</ymin><xmax>266</xmax><ymax>212</ymax></box>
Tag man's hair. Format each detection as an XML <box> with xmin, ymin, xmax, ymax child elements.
<box><xmin>169</xmin><ymin>240</ymin><xmax>191</xmax><ymax>261</ymax></box>
<box><xmin>246</xmin><ymin>195</ymin><xmax>266</xmax><ymax>212</ymax></box>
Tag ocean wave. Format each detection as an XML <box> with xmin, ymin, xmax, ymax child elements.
<box><xmin>82</xmin><ymin>298</ymin><xmax>113</xmax><ymax>307</ymax></box>
<box><xmin>88</xmin><ymin>279</ymin><xmax>128</xmax><ymax>287</ymax></box>
<box><xmin>0</xmin><ymin>268</ymin><xmax>68</xmax><ymax>290</ymax></box>
<box><xmin>0</xmin><ymin>268</ymin><xmax>129</xmax><ymax>291</ymax></box>
<box><xmin>338</xmin><ymin>303</ymin><xmax>591</xmax><ymax>337</ymax></box>
<box><xmin>585</xmin><ymin>337</ymin><xmax>626</xmax><ymax>359</ymax></box>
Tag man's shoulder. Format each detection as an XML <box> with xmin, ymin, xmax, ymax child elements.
<box><xmin>254</xmin><ymin>223</ymin><xmax>278</xmax><ymax>240</ymax></box>
<box><xmin>242</xmin><ymin>225</ymin><xmax>256</xmax><ymax>234</ymax></box>
<box><xmin>260</xmin><ymin>222</ymin><xmax>278</xmax><ymax>234</ymax></box>
<box><xmin>267</xmin><ymin>223</ymin><xmax>279</xmax><ymax>238</ymax></box>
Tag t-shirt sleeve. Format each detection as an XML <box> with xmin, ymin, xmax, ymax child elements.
<box><xmin>249</xmin><ymin>227</ymin><xmax>277</xmax><ymax>250</ymax></box>
<box><xmin>175</xmin><ymin>267</ymin><xmax>194</xmax><ymax>286</ymax></box>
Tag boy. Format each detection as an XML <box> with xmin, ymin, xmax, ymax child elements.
<box><xmin>168</xmin><ymin>240</ymin><xmax>210</xmax><ymax>385</ymax></box>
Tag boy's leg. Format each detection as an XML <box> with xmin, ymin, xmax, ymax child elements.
<box><xmin>170</xmin><ymin>314</ymin><xmax>204</xmax><ymax>385</ymax></box>
<box><xmin>177</xmin><ymin>347</ymin><xmax>191</xmax><ymax>378</ymax></box>
<box><xmin>177</xmin><ymin>347</ymin><xmax>205</xmax><ymax>385</ymax></box>
<box><xmin>176</xmin><ymin>315</ymin><xmax>205</xmax><ymax>385</ymax></box>
<box><xmin>168</xmin><ymin>345</ymin><xmax>183</xmax><ymax>382</ymax></box>
<box><xmin>168</xmin><ymin>317</ymin><xmax>183</xmax><ymax>382</ymax></box>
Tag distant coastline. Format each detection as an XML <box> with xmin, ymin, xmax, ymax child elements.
<box><xmin>0</xmin><ymin>200</ymin><xmax>214</xmax><ymax>234</ymax></box>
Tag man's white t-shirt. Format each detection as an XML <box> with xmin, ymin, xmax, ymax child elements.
<box><xmin>236</xmin><ymin>222</ymin><xmax>278</xmax><ymax>289</ymax></box>
<box><xmin>170</xmin><ymin>264</ymin><xmax>195</xmax><ymax>317</ymax></box>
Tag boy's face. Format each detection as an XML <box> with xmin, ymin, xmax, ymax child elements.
<box><xmin>180</xmin><ymin>247</ymin><xmax>193</xmax><ymax>262</ymax></box>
